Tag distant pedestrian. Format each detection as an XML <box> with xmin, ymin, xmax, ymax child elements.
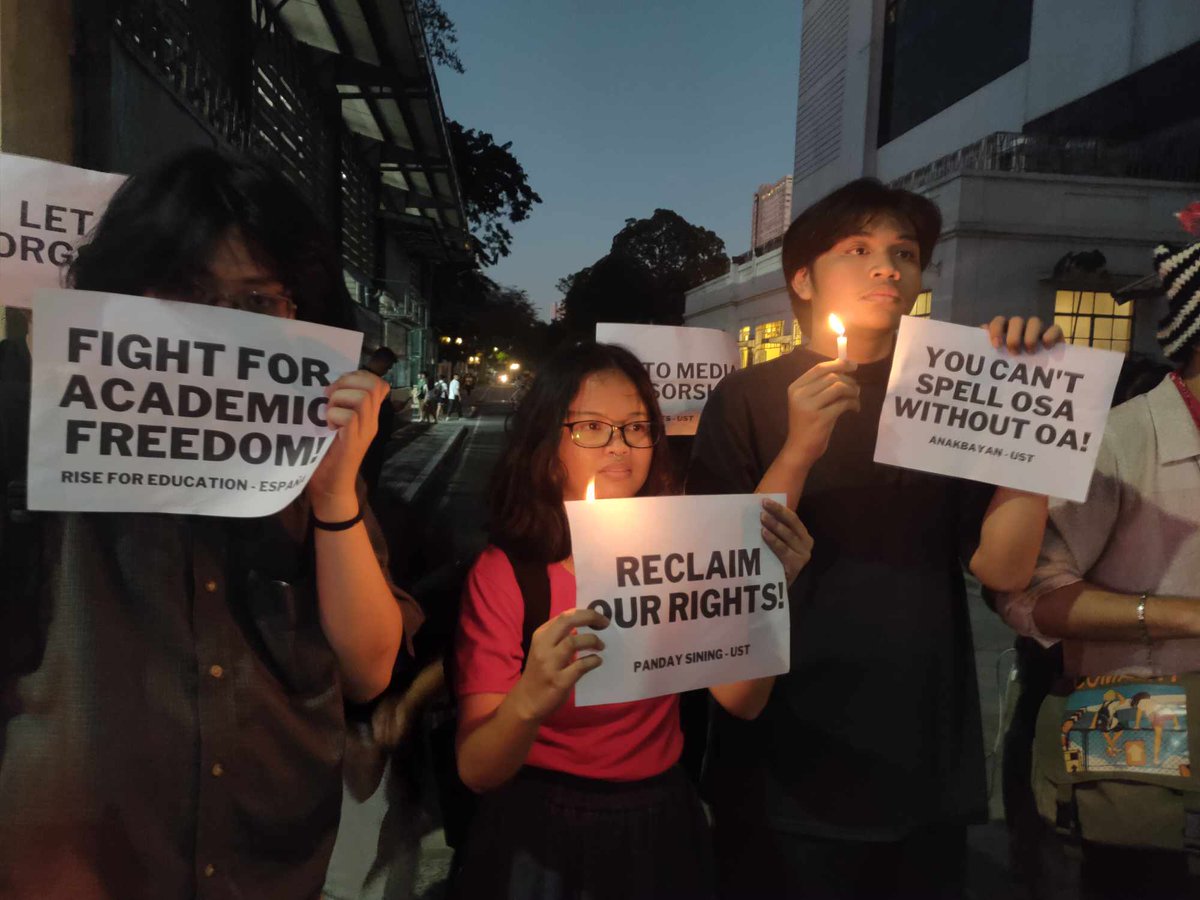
<box><xmin>413</xmin><ymin>372</ymin><xmax>428</xmax><ymax>421</ymax></box>
<box><xmin>421</xmin><ymin>373</ymin><xmax>440</xmax><ymax>423</ymax></box>
<box><xmin>434</xmin><ymin>375</ymin><xmax>449</xmax><ymax>421</ymax></box>
<box><xmin>448</xmin><ymin>374</ymin><xmax>462</xmax><ymax>418</ymax></box>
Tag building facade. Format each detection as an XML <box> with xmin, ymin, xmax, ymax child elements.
<box><xmin>751</xmin><ymin>175</ymin><xmax>793</xmax><ymax>250</ymax></box>
<box><xmin>0</xmin><ymin>0</ymin><xmax>469</xmax><ymax>386</ymax></box>
<box><xmin>686</xmin><ymin>0</ymin><xmax>1200</xmax><ymax>365</ymax></box>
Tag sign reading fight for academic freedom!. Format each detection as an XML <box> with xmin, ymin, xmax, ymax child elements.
<box><xmin>566</xmin><ymin>493</ymin><xmax>790</xmax><ymax>707</ymax></box>
<box><xmin>28</xmin><ymin>289</ymin><xmax>363</xmax><ymax>517</ymax></box>
<box><xmin>875</xmin><ymin>317</ymin><xmax>1124</xmax><ymax>502</ymax></box>
<box><xmin>0</xmin><ymin>153</ymin><xmax>126</xmax><ymax>308</ymax></box>
<box><xmin>595</xmin><ymin>323</ymin><xmax>739</xmax><ymax>435</ymax></box>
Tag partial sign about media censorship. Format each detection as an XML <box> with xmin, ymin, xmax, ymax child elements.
<box><xmin>595</xmin><ymin>323</ymin><xmax>739</xmax><ymax>435</ymax></box>
<box><xmin>566</xmin><ymin>493</ymin><xmax>790</xmax><ymax>707</ymax></box>
<box><xmin>0</xmin><ymin>153</ymin><xmax>126</xmax><ymax>308</ymax></box>
<box><xmin>875</xmin><ymin>317</ymin><xmax>1124</xmax><ymax>502</ymax></box>
<box><xmin>28</xmin><ymin>289</ymin><xmax>363</xmax><ymax>517</ymax></box>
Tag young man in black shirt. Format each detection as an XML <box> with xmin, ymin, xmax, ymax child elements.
<box><xmin>688</xmin><ymin>178</ymin><xmax>1062</xmax><ymax>899</ymax></box>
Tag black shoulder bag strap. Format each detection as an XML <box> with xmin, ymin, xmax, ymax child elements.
<box><xmin>510</xmin><ymin>555</ymin><xmax>552</xmax><ymax>670</ymax></box>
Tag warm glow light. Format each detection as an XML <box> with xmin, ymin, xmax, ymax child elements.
<box><xmin>498</xmin><ymin>373</ymin><xmax>508</xmax><ymax>383</ymax></box>
<box><xmin>585</xmin><ymin>477</ymin><xmax>596</xmax><ymax>502</ymax></box>
<box><xmin>509</xmin><ymin>362</ymin><xmax>521</xmax><ymax>371</ymax></box>
<box><xmin>828</xmin><ymin>313</ymin><xmax>848</xmax><ymax>360</ymax></box>
<box><xmin>455</xmin><ymin>337</ymin><xmax>463</xmax><ymax>345</ymax></box>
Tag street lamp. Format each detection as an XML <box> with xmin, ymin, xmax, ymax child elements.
<box><xmin>455</xmin><ymin>337</ymin><xmax>463</xmax><ymax>345</ymax></box>
<box><xmin>509</xmin><ymin>362</ymin><xmax>521</xmax><ymax>371</ymax></box>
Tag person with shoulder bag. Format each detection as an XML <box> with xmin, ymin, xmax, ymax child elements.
<box><xmin>997</xmin><ymin>218</ymin><xmax>1200</xmax><ymax>900</ymax></box>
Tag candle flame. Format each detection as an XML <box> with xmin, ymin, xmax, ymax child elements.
<box><xmin>585</xmin><ymin>477</ymin><xmax>596</xmax><ymax>502</ymax></box>
<box><xmin>827</xmin><ymin>313</ymin><xmax>845</xmax><ymax>336</ymax></box>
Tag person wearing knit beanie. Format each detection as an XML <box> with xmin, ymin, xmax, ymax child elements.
<box><xmin>1154</xmin><ymin>239</ymin><xmax>1200</xmax><ymax>364</ymax></box>
<box><xmin>995</xmin><ymin>202</ymin><xmax>1200</xmax><ymax>898</ymax></box>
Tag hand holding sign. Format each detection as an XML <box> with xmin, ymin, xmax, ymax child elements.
<box><xmin>985</xmin><ymin>315</ymin><xmax>1066</xmax><ymax>354</ymax></box>
<box><xmin>307</xmin><ymin>370</ymin><xmax>389</xmax><ymax>519</ymax></box>
<box><xmin>511</xmin><ymin>608</ymin><xmax>610</xmax><ymax>722</ymax></box>
<box><xmin>759</xmin><ymin>497</ymin><xmax>813</xmax><ymax>585</ymax></box>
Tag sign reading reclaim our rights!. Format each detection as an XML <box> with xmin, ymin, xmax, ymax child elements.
<box><xmin>28</xmin><ymin>289</ymin><xmax>363</xmax><ymax>517</ymax></box>
<box><xmin>0</xmin><ymin>153</ymin><xmax>126</xmax><ymax>308</ymax></box>
<box><xmin>566</xmin><ymin>493</ymin><xmax>790</xmax><ymax>707</ymax></box>
<box><xmin>596</xmin><ymin>323</ymin><xmax>739</xmax><ymax>435</ymax></box>
<box><xmin>875</xmin><ymin>317</ymin><xmax>1124</xmax><ymax>502</ymax></box>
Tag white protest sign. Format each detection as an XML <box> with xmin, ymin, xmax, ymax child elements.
<box><xmin>0</xmin><ymin>153</ymin><xmax>126</xmax><ymax>308</ymax></box>
<box><xmin>28</xmin><ymin>289</ymin><xmax>363</xmax><ymax>517</ymax></box>
<box><xmin>566</xmin><ymin>493</ymin><xmax>790</xmax><ymax>707</ymax></box>
<box><xmin>875</xmin><ymin>317</ymin><xmax>1123</xmax><ymax>502</ymax></box>
<box><xmin>596</xmin><ymin>323</ymin><xmax>739</xmax><ymax>435</ymax></box>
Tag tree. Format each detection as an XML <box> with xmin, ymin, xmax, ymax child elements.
<box><xmin>418</xmin><ymin>0</ymin><xmax>464</xmax><ymax>73</ymax></box>
<box><xmin>431</xmin><ymin>269</ymin><xmax>546</xmax><ymax>361</ymax></box>
<box><xmin>560</xmin><ymin>254</ymin><xmax>657</xmax><ymax>337</ymax></box>
<box><xmin>610</xmin><ymin>209</ymin><xmax>729</xmax><ymax>291</ymax></box>
<box><xmin>559</xmin><ymin>209</ymin><xmax>729</xmax><ymax>331</ymax></box>
<box><xmin>448</xmin><ymin>121</ymin><xmax>542</xmax><ymax>266</ymax></box>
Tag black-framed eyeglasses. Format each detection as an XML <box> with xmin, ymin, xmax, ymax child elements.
<box><xmin>185</xmin><ymin>279</ymin><xmax>296</xmax><ymax>318</ymax></box>
<box><xmin>562</xmin><ymin>419</ymin><xmax>661</xmax><ymax>449</ymax></box>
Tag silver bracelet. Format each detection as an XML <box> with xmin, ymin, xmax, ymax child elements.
<box><xmin>1136</xmin><ymin>593</ymin><xmax>1153</xmax><ymax>669</ymax></box>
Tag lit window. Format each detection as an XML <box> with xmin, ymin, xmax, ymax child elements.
<box><xmin>1053</xmin><ymin>291</ymin><xmax>1133</xmax><ymax>353</ymax></box>
<box><xmin>757</xmin><ymin>320</ymin><xmax>784</xmax><ymax>341</ymax></box>
<box><xmin>792</xmin><ymin>319</ymin><xmax>803</xmax><ymax>343</ymax></box>
<box><xmin>738</xmin><ymin>325</ymin><xmax>750</xmax><ymax>343</ymax></box>
<box><xmin>908</xmin><ymin>290</ymin><xmax>932</xmax><ymax>318</ymax></box>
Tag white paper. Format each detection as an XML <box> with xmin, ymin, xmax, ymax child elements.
<box><xmin>28</xmin><ymin>289</ymin><xmax>363</xmax><ymax>517</ymax></box>
<box><xmin>595</xmin><ymin>322</ymin><xmax>739</xmax><ymax>435</ymax></box>
<box><xmin>0</xmin><ymin>153</ymin><xmax>126</xmax><ymax>309</ymax></box>
<box><xmin>566</xmin><ymin>493</ymin><xmax>790</xmax><ymax>706</ymax></box>
<box><xmin>875</xmin><ymin>317</ymin><xmax>1124</xmax><ymax>502</ymax></box>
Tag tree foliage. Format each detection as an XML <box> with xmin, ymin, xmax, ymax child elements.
<box><xmin>418</xmin><ymin>0</ymin><xmax>464</xmax><ymax>73</ymax></box>
<box><xmin>432</xmin><ymin>268</ymin><xmax>545</xmax><ymax>359</ymax></box>
<box><xmin>448</xmin><ymin>121</ymin><xmax>542</xmax><ymax>267</ymax></box>
<box><xmin>610</xmin><ymin>209</ymin><xmax>728</xmax><ymax>289</ymax></box>
<box><xmin>559</xmin><ymin>210</ymin><xmax>729</xmax><ymax>334</ymax></box>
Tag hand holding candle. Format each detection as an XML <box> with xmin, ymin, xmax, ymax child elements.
<box><xmin>828</xmin><ymin>313</ymin><xmax>848</xmax><ymax>360</ymax></box>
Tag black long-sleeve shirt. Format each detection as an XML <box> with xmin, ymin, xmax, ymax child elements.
<box><xmin>688</xmin><ymin>346</ymin><xmax>991</xmax><ymax>839</ymax></box>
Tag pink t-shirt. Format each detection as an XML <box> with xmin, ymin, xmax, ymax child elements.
<box><xmin>455</xmin><ymin>545</ymin><xmax>683</xmax><ymax>781</ymax></box>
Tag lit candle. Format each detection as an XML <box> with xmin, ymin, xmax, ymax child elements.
<box><xmin>828</xmin><ymin>313</ymin><xmax>847</xmax><ymax>360</ymax></box>
<box><xmin>585</xmin><ymin>476</ymin><xmax>596</xmax><ymax>502</ymax></box>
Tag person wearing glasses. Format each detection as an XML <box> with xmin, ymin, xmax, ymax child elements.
<box><xmin>448</xmin><ymin>341</ymin><xmax>813</xmax><ymax>900</ymax></box>
<box><xmin>0</xmin><ymin>147</ymin><xmax>420</xmax><ymax>899</ymax></box>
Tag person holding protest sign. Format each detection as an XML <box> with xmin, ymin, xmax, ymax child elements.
<box><xmin>0</xmin><ymin>147</ymin><xmax>419</xmax><ymax>899</ymax></box>
<box><xmin>448</xmin><ymin>341</ymin><xmax>813</xmax><ymax>900</ymax></box>
<box><xmin>995</xmin><ymin>222</ymin><xmax>1200</xmax><ymax>900</ymax></box>
<box><xmin>687</xmin><ymin>177</ymin><xmax>1063</xmax><ymax>900</ymax></box>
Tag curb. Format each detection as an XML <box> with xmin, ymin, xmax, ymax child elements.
<box><xmin>400</xmin><ymin>424</ymin><xmax>468</xmax><ymax>508</ymax></box>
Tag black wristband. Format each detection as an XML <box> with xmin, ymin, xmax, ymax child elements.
<box><xmin>312</xmin><ymin>508</ymin><xmax>364</xmax><ymax>531</ymax></box>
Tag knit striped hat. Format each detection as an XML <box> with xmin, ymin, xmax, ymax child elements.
<box><xmin>1154</xmin><ymin>240</ymin><xmax>1200</xmax><ymax>363</ymax></box>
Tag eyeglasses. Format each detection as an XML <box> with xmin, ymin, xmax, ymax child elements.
<box><xmin>185</xmin><ymin>279</ymin><xmax>296</xmax><ymax>318</ymax></box>
<box><xmin>563</xmin><ymin>419</ymin><xmax>661</xmax><ymax>449</ymax></box>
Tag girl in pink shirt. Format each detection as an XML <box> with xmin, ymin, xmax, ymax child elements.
<box><xmin>450</xmin><ymin>341</ymin><xmax>812</xmax><ymax>900</ymax></box>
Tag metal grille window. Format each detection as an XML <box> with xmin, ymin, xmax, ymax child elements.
<box><xmin>340</xmin><ymin>143</ymin><xmax>378</xmax><ymax>284</ymax></box>
<box><xmin>112</xmin><ymin>0</ymin><xmax>247</xmax><ymax>148</ymax></box>
<box><xmin>248</xmin><ymin>20</ymin><xmax>336</xmax><ymax>221</ymax></box>
<box><xmin>1054</xmin><ymin>290</ymin><xmax>1133</xmax><ymax>353</ymax></box>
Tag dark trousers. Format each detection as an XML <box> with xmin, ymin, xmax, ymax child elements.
<box><xmin>713</xmin><ymin>816</ymin><xmax>966</xmax><ymax>900</ymax></box>
<box><xmin>450</xmin><ymin>765</ymin><xmax>714</xmax><ymax>900</ymax></box>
